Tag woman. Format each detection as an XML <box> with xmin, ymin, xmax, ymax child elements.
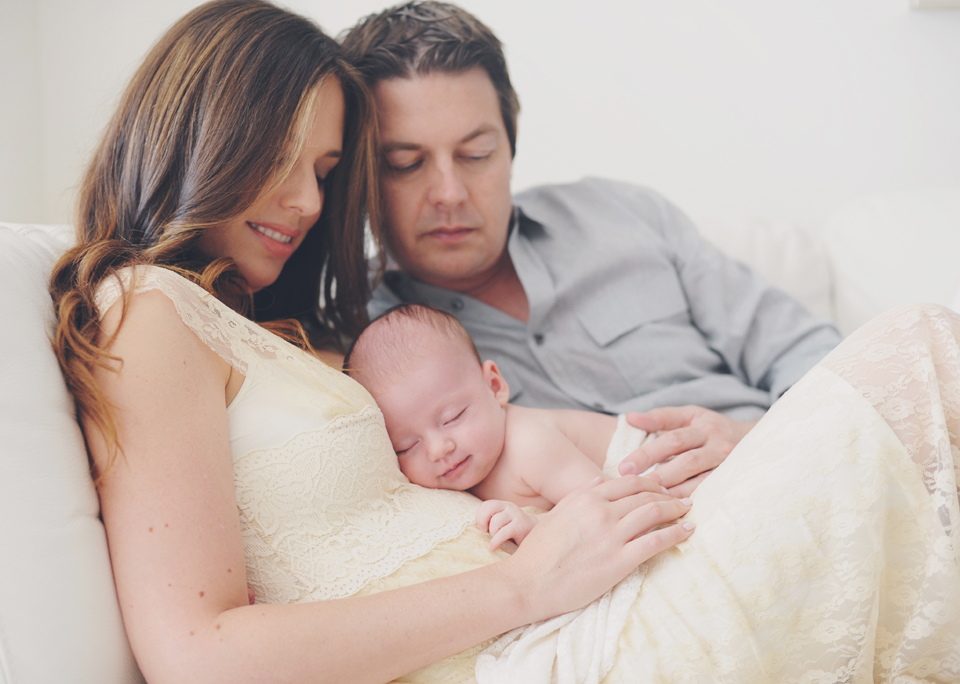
<box><xmin>51</xmin><ymin>2</ymin><xmax>692</xmax><ymax>683</ymax></box>
<box><xmin>50</xmin><ymin>2</ymin><xmax>959</xmax><ymax>684</ymax></box>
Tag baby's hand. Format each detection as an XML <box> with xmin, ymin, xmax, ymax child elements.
<box><xmin>476</xmin><ymin>500</ymin><xmax>538</xmax><ymax>551</ymax></box>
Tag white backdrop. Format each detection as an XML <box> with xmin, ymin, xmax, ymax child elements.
<box><xmin>2</xmin><ymin>0</ymin><xmax>959</xmax><ymax>229</ymax></box>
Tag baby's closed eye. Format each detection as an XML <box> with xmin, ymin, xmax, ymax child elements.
<box><xmin>443</xmin><ymin>407</ymin><xmax>467</xmax><ymax>425</ymax></box>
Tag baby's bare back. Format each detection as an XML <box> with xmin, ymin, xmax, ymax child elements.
<box><xmin>472</xmin><ymin>406</ymin><xmax>619</xmax><ymax>509</ymax></box>
<box><xmin>534</xmin><ymin>408</ymin><xmax>618</xmax><ymax>468</ymax></box>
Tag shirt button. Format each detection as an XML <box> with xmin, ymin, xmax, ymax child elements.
<box><xmin>533</xmin><ymin>333</ymin><xmax>544</xmax><ymax>345</ymax></box>
<box><xmin>451</xmin><ymin>298</ymin><xmax>464</xmax><ymax>311</ymax></box>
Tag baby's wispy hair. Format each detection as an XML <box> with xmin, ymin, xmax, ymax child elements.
<box><xmin>345</xmin><ymin>303</ymin><xmax>481</xmax><ymax>390</ymax></box>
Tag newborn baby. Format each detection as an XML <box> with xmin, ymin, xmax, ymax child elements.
<box><xmin>346</xmin><ymin>303</ymin><xmax>659</xmax><ymax>550</ymax></box>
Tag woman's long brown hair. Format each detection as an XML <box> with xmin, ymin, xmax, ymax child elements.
<box><xmin>50</xmin><ymin>0</ymin><xmax>382</xmax><ymax>476</ymax></box>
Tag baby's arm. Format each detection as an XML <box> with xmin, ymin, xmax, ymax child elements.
<box><xmin>476</xmin><ymin>500</ymin><xmax>539</xmax><ymax>551</ymax></box>
<box><xmin>518</xmin><ymin>421</ymin><xmax>607</xmax><ymax>508</ymax></box>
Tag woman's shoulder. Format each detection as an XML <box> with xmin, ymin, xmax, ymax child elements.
<box><xmin>95</xmin><ymin>266</ymin><xmax>212</xmax><ymax>347</ymax></box>
<box><xmin>95</xmin><ymin>264</ymin><xmax>209</xmax><ymax>319</ymax></box>
<box><xmin>95</xmin><ymin>264</ymin><xmax>257</xmax><ymax>372</ymax></box>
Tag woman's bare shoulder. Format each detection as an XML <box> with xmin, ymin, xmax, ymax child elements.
<box><xmin>95</xmin><ymin>284</ymin><xmax>234</xmax><ymax>404</ymax></box>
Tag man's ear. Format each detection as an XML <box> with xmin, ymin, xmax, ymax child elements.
<box><xmin>482</xmin><ymin>360</ymin><xmax>510</xmax><ymax>407</ymax></box>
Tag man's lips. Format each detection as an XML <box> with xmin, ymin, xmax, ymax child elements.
<box><xmin>423</xmin><ymin>226</ymin><xmax>475</xmax><ymax>244</ymax></box>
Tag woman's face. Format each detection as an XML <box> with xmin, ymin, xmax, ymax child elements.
<box><xmin>198</xmin><ymin>78</ymin><xmax>345</xmax><ymax>292</ymax></box>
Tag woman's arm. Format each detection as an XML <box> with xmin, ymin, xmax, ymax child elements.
<box><xmin>92</xmin><ymin>291</ymin><xmax>693</xmax><ymax>684</ymax></box>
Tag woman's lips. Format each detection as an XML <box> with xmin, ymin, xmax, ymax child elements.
<box><xmin>248</xmin><ymin>221</ymin><xmax>298</xmax><ymax>258</ymax></box>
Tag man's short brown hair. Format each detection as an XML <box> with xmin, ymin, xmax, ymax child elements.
<box><xmin>341</xmin><ymin>1</ymin><xmax>520</xmax><ymax>157</ymax></box>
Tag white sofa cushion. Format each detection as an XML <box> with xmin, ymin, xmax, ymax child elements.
<box><xmin>0</xmin><ymin>223</ymin><xmax>142</xmax><ymax>684</ymax></box>
<box><xmin>822</xmin><ymin>187</ymin><xmax>960</xmax><ymax>336</ymax></box>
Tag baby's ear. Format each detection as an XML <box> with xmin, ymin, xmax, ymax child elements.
<box><xmin>482</xmin><ymin>360</ymin><xmax>510</xmax><ymax>407</ymax></box>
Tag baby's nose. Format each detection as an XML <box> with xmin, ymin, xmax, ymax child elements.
<box><xmin>426</xmin><ymin>435</ymin><xmax>455</xmax><ymax>462</ymax></box>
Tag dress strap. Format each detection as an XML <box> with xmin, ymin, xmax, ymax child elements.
<box><xmin>95</xmin><ymin>265</ymin><xmax>313</xmax><ymax>377</ymax></box>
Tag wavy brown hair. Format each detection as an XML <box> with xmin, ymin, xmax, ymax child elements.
<box><xmin>50</xmin><ymin>0</ymin><xmax>382</xmax><ymax>474</ymax></box>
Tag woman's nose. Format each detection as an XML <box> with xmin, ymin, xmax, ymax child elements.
<box><xmin>277</xmin><ymin>164</ymin><xmax>323</xmax><ymax>216</ymax></box>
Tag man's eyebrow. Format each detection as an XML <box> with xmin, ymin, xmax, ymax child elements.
<box><xmin>381</xmin><ymin>125</ymin><xmax>498</xmax><ymax>153</ymax></box>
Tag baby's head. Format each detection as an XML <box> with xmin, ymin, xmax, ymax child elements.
<box><xmin>347</xmin><ymin>304</ymin><xmax>509</xmax><ymax>491</ymax></box>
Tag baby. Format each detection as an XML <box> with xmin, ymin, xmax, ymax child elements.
<box><xmin>346</xmin><ymin>304</ymin><xmax>658</xmax><ymax>551</ymax></box>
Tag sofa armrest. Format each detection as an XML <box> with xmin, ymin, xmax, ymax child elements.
<box><xmin>0</xmin><ymin>223</ymin><xmax>142</xmax><ymax>684</ymax></box>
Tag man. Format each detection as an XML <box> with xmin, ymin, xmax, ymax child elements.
<box><xmin>342</xmin><ymin>2</ymin><xmax>841</xmax><ymax>496</ymax></box>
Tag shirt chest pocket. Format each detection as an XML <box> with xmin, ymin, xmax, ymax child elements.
<box><xmin>574</xmin><ymin>271</ymin><xmax>693</xmax><ymax>399</ymax></box>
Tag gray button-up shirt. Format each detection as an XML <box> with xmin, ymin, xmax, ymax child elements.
<box><xmin>370</xmin><ymin>178</ymin><xmax>841</xmax><ymax>421</ymax></box>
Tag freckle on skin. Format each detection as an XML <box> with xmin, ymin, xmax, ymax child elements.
<box><xmin>190</xmin><ymin>631</ymin><xmax>194</xmax><ymax>636</ymax></box>
<box><xmin>148</xmin><ymin>527</ymin><xmax>153</xmax><ymax>532</ymax></box>
<box><xmin>216</xmin><ymin>624</ymin><xmax>221</xmax><ymax>630</ymax></box>
<box><xmin>227</xmin><ymin>568</ymin><xmax>232</xmax><ymax>573</ymax></box>
<box><xmin>199</xmin><ymin>591</ymin><xmax>205</xmax><ymax>597</ymax></box>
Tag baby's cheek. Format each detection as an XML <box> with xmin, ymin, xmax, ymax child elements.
<box><xmin>397</xmin><ymin>458</ymin><xmax>426</xmax><ymax>486</ymax></box>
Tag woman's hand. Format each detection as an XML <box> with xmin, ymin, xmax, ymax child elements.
<box><xmin>504</xmin><ymin>475</ymin><xmax>693</xmax><ymax>622</ymax></box>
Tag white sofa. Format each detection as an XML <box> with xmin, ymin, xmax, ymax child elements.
<box><xmin>1</xmin><ymin>187</ymin><xmax>957</xmax><ymax>684</ymax></box>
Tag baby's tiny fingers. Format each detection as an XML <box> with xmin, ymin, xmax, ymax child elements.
<box><xmin>488</xmin><ymin>524</ymin><xmax>517</xmax><ymax>551</ymax></box>
<box><xmin>488</xmin><ymin>509</ymin><xmax>517</xmax><ymax>536</ymax></box>
<box><xmin>476</xmin><ymin>499</ymin><xmax>508</xmax><ymax>530</ymax></box>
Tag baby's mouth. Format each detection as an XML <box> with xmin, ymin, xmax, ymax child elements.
<box><xmin>442</xmin><ymin>456</ymin><xmax>470</xmax><ymax>480</ymax></box>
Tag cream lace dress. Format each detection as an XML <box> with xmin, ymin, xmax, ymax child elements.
<box><xmin>100</xmin><ymin>267</ymin><xmax>960</xmax><ymax>683</ymax></box>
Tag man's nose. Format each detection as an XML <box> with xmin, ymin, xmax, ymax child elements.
<box><xmin>426</xmin><ymin>159</ymin><xmax>468</xmax><ymax>209</ymax></box>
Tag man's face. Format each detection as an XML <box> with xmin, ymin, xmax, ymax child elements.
<box><xmin>374</xmin><ymin>67</ymin><xmax>514</xmax><ymax>292</ymax></box>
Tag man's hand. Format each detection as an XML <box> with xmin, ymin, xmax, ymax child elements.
<box><xmin>476</xmin><ymin>499</ymin><xmax>538</xmax><ymax>551</ymax></box>
<box><xmin>619</xmin><ymin>406</ymin><xmax>758</xmax><ymax>497</ymax></box>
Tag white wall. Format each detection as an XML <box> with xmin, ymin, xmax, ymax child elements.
<box><xmin>3</xmin><ymin>0</ymin><xmax>960</xmax><ymax>229</ymax></box>
<box><xmin>0</xmin><ymin>0</ymin><xmax>43</xmax><ymax>224</ymax></box>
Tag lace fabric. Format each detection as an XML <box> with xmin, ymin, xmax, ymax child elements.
<box><xmin>603</xmin><ymin>304</ymin><xmax>960</xmax><ymax>682</ymax></box>
<box><xmin>96</xmin><ymin>266</ymin><xmax>479</xmax><ymax>602</ymax></box>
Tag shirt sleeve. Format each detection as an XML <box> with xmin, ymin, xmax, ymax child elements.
<box><xmin>606</xmin><ymin>180</ymin><xmax>841</xmax><ymax>399</ymax></box>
